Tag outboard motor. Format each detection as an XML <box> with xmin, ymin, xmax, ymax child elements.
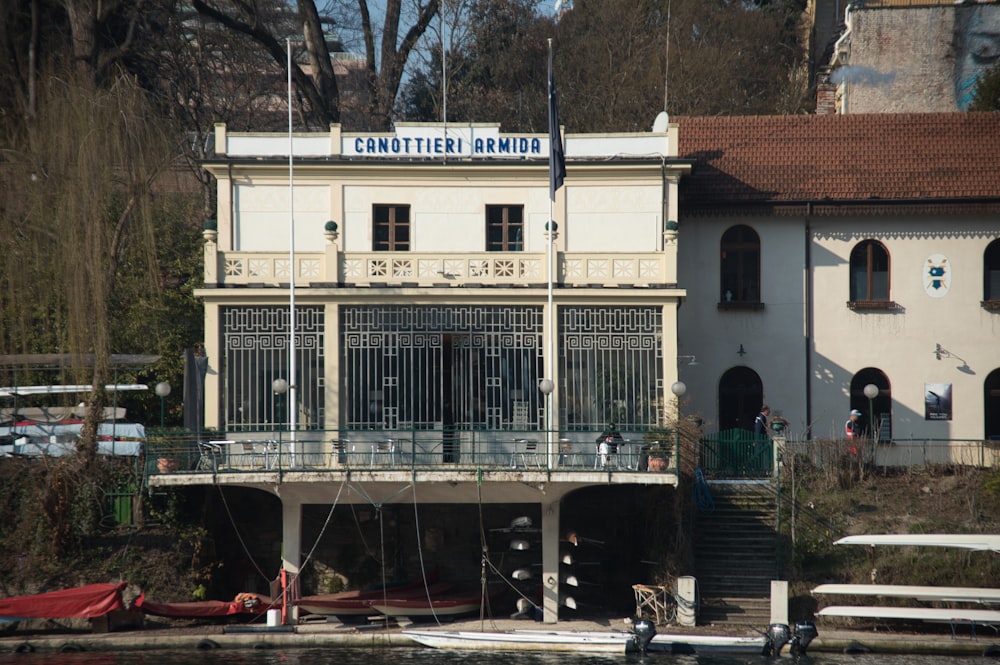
<box><xmin>789</xmin><ymin>621</ymin><xmax>818</xmax><ymax>655</ymax></box>
<box><xmin>629</xmin><ymin>618</ymin><xmax>657</xmax><ymax>654</ymax></box>
<box><xmin>762</xmin><ymin>623</ymin><xmax>791</xmax><ymax>657</ymax></box>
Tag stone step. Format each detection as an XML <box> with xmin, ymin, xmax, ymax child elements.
<box><xmin>698</xmin><ymin>596</ymin><xmax>772</xmax><ymax>626</ymax></box>
<box><xmin>693</xmin><ymin>483</ymin><xmax>779</xmax><ymax>627</ymax></box>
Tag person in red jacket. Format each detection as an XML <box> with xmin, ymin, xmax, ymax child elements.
<box><xmin>845</xmin><ymin>409</ymin><xmax>862</xmax><ymax>455</ymax></box>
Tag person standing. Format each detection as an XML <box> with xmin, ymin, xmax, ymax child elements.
<box><xmin>845</xmin><ymin>409</ymin><xmax>862</xmax><ymax>455</ymax></box>
<box><xmin>754</xmin><ymin>405</ymin><xmax>771</xmax><ymax>437</ymax></box>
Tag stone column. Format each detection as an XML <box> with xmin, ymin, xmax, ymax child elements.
<box><xmin>541</xmin><ymin>498</ymin><xmax>561</xmax><ymax>623</ymax></box>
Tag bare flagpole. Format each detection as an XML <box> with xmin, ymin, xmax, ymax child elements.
<box><xmin>287</xmin><ymin>38</ymin><xmax>298</xmax><ymax>468</ymax></box>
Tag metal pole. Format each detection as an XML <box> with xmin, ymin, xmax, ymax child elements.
<box><xmin>287</xmin><ymin>38</ymin><xmax>298</xmax><ymax>468</ymax></box>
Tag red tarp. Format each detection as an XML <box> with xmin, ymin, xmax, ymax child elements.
<box><xmin>133</xmin><ymin>593</ymin><xmax>270</xmax><ymax>618</ymax></box>
<box><xmin>0</xmin><ymin>582</ymin><xmax>125</xmax><ymax>619</ymax></box>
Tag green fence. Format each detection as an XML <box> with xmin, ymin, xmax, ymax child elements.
<box><xmin>699</xmin><ymin>428</ymin><xmax>774</xmax><ymax>478</ymax></box>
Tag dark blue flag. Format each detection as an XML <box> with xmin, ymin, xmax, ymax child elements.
<box><xmin>548</xmin><ymin>50</ymin><xmax>566</xmax><ymax>202</ymax></box>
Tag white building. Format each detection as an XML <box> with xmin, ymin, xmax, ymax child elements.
<box><xmin>153</xmin><ymin>113</ymin><xmax>1000</xmax><ymax>623</ymax></box>
<box><xmin>675</xmin><ymin>113</ymin><xmax>1000</xmax><ymax>448</ymax></box>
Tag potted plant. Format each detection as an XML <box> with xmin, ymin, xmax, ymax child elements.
<box><xmin>157</xmin><ymin>457</ymin><xmax>179</xmax><ymax>473</ymax></box>
<box><xmin>643</xmin><ymin>426</ymin><xmax>675</xmax><ymax>472</ymax></box>
<box><xmin>646</xmin><ymin>441</ymin><xmax>673</xmax><ymax>471</ymax></box>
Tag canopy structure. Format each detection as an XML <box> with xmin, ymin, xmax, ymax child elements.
<box><xmin>0</xmin><ymin>354</ymin><xmax>161</xmax><ymax>370</ymax></box>
<box><xmin>0</xmin><ymin>420</ymin><xmax>146</xmax><ymax>457</ymax></box>
<box><xmin>0</xmin><ymin>583</ymin><xmax>125</xmax><ymax>620</ymax></box>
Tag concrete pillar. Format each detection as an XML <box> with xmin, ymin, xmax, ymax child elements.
<box><xmin>676</xmin><ymin>576</ymin><xmax>697</xmax><ymax>626</ymax></box>
<box><xmin>541</xmin><ymin>499</ymin><xmax>561</xmax><ymax>623</ymax></box>
<box><xmin>770</xmin><ymin>580</ymin><xmax>789</xmax><ymax>625</ymax></box>
<box><xmin>281</xmin><ymin>497</ymin><xmax>303</xmax><ymax>623</ymax></box>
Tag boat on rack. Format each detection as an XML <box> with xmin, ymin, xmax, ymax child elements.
<box><xmin>834</xmin><ymin>534</ymin><xmax>1000</xmax><ymax>552</ymax></box>
<box><xmin>296</xmin><ymin>579</ymin><xmax>451</xmax><ymax>618</ymax></box>
<box><xmin>818</xmin><ymin>534</ymin><xmax>1000</xmax><ymax>630</ymax></box>
<box><xmin>371</xmin><ymin>585</ymin><xmax>504</xmax><ymax>619</ymax></box>
<box><xmin>813</xmin><ymin>583</ymin><xmax>1000</xmax><ymax>605</ymax></box>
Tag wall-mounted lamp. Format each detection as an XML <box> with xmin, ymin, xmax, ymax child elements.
<box><xmin>934</xmin><ymin>343</ymin><xmax>975</xmax><ymax>374</ymax></box>
<box><xmin>677</xmin><ymin>355</ymin><xmax>698</xmax><ymax>366</ymax></box>
<box><xmin>737</xmin><ymin>344</ymin><xmax>747</xmax><ymax>357</ymax></box>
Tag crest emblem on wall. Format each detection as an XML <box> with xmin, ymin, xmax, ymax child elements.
<box><xmin>923</xmin><ymin>254</ymin><xmax>950</xmax><ymax>298</ymax></box>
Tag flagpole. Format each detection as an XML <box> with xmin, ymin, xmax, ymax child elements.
<box><xmin>287</xmin><ymin>38</ymin><xmax>298</xmax><ymax>469</ymax></box>
<box><xmin>546</xmin><ymin>38</ymin><xmax>565</xmax><ymax>469</ymax></box>
<box><xmin>547</xmin><ymin>40</ymin><xmax>554</xmax><ymax>470</ymax></box>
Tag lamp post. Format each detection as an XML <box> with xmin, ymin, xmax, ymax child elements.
<box><xmin>863</xmin><ymin>383</ymin><xmax>879</xmax><ymax>440</ymax></box>
<box><xmin>538</xmin><ymin>378</ymin><xmax>554</xmax><ymax>468</ymax></box>
<box><xmin>671</xmin><ymin>381</ymin><xmax>687</xmax><ymax>470</ymax></box>
<box><xmin>155</xmin><ymin>382</ymin><xmax>171</xmax><ymax>429</ymax></box>
<box><xmin>273</xmin><ymin>378</ymin><xmax>288</xmax><ymax>449</ymax></box>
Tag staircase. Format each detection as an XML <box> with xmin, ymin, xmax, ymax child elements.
<box><xmin>692</xmin><ymin>481</ymin><xmax>779</xmax><ymax>627</ymax></box>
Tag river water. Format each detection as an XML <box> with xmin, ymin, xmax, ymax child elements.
<box><xmin>0</xmin><ymin>646</ymin><xmax>985</xmax><ymax>665</ymax></box>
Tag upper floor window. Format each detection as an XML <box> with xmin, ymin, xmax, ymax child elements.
<box><xmin>373</xmin><ymin>204</ymin><xmax>410</xmax><ymax>251</ymax></box>
<box><xmin>984</xmin><ymin>239</ymin><xmax>1000</xmax><ymax>310</ymax></box>
<box><xmin>486</xmin><ymin>205</ymin><xmax>524</xmax><ymax>252</ymax></box>
<box><xmin>719</xmin><ymin>225</ymin><xmax>761</xmax><ymax>307</ymax></box>
<box><xmin>849</xmin><ymin>239</ymin><xmax>892</xmax><ymax>309</ymax></box>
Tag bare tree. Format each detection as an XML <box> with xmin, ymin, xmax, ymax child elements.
<box><xmin>191</xmin><ymin>0</ymin><xmax>342</xmax><ymax>127</ymax></box>
<box><xmin>60</xmin><ymin>0</ymin><xmax>146</xmax><ymax>83</ymax></box>
<box><xmin>400</xmin><ymin>0</ymin><xmax>811</xmax><ymax>131</ymax></box>
<box><xmin>191</xmin><ymin>0</ymin><xmax>440</xmax><ymax>130</ymax></box>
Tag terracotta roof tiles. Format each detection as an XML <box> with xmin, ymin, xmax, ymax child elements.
<box><xmin>675</xmin><ymin>113</ymin><xmax>1000</xmax><ymax>206</ymax></box>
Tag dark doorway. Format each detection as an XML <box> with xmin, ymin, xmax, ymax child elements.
<box><xmin>850</xmin><ymin>368</ymin><xmax>891</xmax><ymax>441</ymax></box>
<box><xmin>718</xmin><ymin>366</ymin><xmax>763</xmax><ymax>432</ymax></box>
<box><xmin>986</xmin><ymin>369</ymin><xmax>1000</xmax><ymax>441</ymax></box>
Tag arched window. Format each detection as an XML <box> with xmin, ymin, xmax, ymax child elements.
<box><xmin>718</xmin><ymin>366</ymin><xmax>763</xmax><ymax>432</ymax></box>
<box><xmin>984</xmin><ymin>239</ymin><xmax>1000</xmax><ymax>308</ymax></box>
<box><xmin>850</xmin><ymin>369</ymin><xmax>891</xmax><ymax>442</ymax></box>
<box><xmin>849</xmin><ymin>240</ymin><xmax>890</xmax><ymax>303</ymax></box>
<box><xmin>720</xmin><ymin>225</ymin><xmax>761</xmax><ymax>306</ymax></box>
<box><xmin>986</xmin><ymin>369</ymin><xmax>1000</xmax><ymax>441</ymax></box>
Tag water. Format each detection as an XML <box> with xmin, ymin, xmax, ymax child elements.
<box><xmin>0</xmin><ymin>646</ymin><xmax>983</xmax><ymax>665</ymax></box>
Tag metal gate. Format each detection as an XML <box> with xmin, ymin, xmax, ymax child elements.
<box><xmin>700</xmin><ymin>429</ymin><xmax>773</xmax><ymax>478</ymax></box>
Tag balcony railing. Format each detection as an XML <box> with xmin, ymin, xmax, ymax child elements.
<box><xmin>145</xmin><ymin>429</ymin><xmax>678</xmax><ymax>478</ymax></box>
<box><xmin>207</xmin><ymin>250</ymin><xmax>677</xmax><ymax>288</ymax></box>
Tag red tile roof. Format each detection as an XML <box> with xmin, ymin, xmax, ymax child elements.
<box><xmin>675</xmin><ymin>113</ymin><xmax>1000</xmax><ymax>206</ymax></box>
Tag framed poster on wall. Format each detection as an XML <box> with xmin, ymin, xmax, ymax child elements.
<box><xmin>924</xmin><ymin>383</ymin><xmax>952</xmax><ymax>421</ymax></box>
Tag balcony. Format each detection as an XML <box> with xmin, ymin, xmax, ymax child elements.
<box><xmin>146</xmin><ymin>430</ymin><xmax>680</xmax><ymax>483</ymax></box>
<box><xmin>205</xmin><ymin>249</ymin><xmax>678</xmax><ymax>289</ymax></box>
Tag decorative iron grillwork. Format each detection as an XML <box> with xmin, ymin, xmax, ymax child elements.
<box><xmin>560</xmin><ymin>306</ymin><xmax>663</xmax><ymax>431</ymax></box>
<box><xmin>341</xmin><ymin>306</ymin><xmax>544</xmax><ymax>432</ymax></box>
<box><xmin>223</xmin><ymin>306</ymin><xmax>325</xmax><ymax>430</ymax></box>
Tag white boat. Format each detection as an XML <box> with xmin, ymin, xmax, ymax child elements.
<box><xmin>818</xmin><ymin>605</ymin><xmax>1000</xmax><ymax>624</ymax></box>
<box><xmin>403</xmin><ymin>624</ymin><xmax>815</xmax><ymax>656</ymax></box>
<box><xmin>648</xmin><ymin>632</ymin><xmax>769</xmax><ymax>654</ymax></box>
<box><xmin>834</xmin><ymin>534</ymin><xmax>1000</xmax><ymax>552</ymax></box>
<box><xmin>402</xmin><ymin>628</ymin><xmax>633</xmax><ymax>653</ymax></box>
<box><xmin>813</xmin><ymin>583</ymin><xmax>1000</xmax><ymax>605</ymax></box>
